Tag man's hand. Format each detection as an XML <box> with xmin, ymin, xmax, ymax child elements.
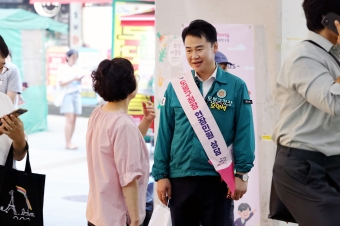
<box><xmin>231</xmin><ymin>177</ymin><xmax>248</xmax><ymax>200</ymax></box>
<box><xmin>336</xmin><ymin>76</ymin><xmax>340</xmax><ymax>84</ymax></box>
<box><xmin>142</xmin><ymin>101</ymin><xmax>156</xmax><ymax>122</ymax></box>
<box><xmin>335</xmin><ymin>20</ymin><xmax>340</xmax><ymax>44</ymax></box>
<box><xmin>157</xmin><ymin>178</ymin><xmax>172</xmax><ymax>205</ymax></box>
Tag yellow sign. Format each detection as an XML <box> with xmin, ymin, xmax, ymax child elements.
<box><xmin>261</xmin><ymin>135</ymin><xmax>272</xmax><ymax>141</ymax></box>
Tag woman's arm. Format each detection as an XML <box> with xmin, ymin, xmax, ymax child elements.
<box><xmin>122</xmin><ymin>178</ymin><xmax>140</xmax><ymax>226</ymax></box>
<box><xmin>59</xmin><ymin>77</ymin><xmax>80</xmax><ymax>87</ymax></box>
<box><xmin>138</xmin><ymin>101</ymin><xmax>155</xmax><ymax>136</ymax></box>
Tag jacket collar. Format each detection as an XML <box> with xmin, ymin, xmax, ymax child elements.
<box><xmin>307</xmin><ymin>31</ymin><xmax>334</xmax><ymax>52</ymax></box>
<box><xmin>191</xmin><ymin>65</ymin><xmax>228</xmax><ymax>84</ymax></box>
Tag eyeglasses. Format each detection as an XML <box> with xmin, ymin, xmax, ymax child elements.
<box><xmin>135</xmin><ymin>74</ymin><xmax>140</xmax><ymax>82</ymax></box>
<box><xmin>0</xmin><ymin>66</ymin><xmax>8</xmax><ymax>75</ymax></box>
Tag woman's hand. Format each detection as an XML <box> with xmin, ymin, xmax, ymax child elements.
<box><xmin>0</xmin><ymin>115</ymin><xmax>25</xmax><ymax>141</ymax></box>
<box><xmin>142</xmin><ymin>101</ymin><xmax>156</xmax><ymax>122</ymax></box>
<box><xmin>0</xmin><ymin>114</ymin><xmax>27</xmax><ymax>160</ymax></box>
<box><xmin>138</xmin><ymin>101</ymin><xmax>156</xmax><ymax>136</ymax></box>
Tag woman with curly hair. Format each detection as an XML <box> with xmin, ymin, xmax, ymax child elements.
<box><xmin>86</xmin><ymin>58</ymin><xmax>155</xmax><ymax>226</ymax></box>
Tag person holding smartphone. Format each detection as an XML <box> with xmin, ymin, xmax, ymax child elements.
<box><xmin>0</xmin><ymin>37</ymin><xmax>27</xmax><ymax>165</ymax></box>
<box><xmin>272</xmin><ymin>1</ymin><xmax>340</xmax><ymax>225</ymax></box>
<box><xmin>57</xmin><ymin>49</ymin><xmax>83</xmax><ymax>150</ymax></box>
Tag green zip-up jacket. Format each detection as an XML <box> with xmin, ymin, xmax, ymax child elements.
<box><xmin>152</xmin><ymin>67</ymin><xmax>255</xmax><ymax>181</ymax></box>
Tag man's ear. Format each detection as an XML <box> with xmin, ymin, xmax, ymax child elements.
<box><xmin>238</xmin><ymin>210</ymin><xmax>242</xmax><ymax>217</ymax></box>
<box><xmin>213</xmin><ymin>42</ymin><xmax>218</xmax><ymax>54</ymax></box>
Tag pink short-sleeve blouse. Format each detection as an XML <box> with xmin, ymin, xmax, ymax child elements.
<box><xmin>86</xmin><ymin>107</ymin><xmax>149</xmax><ymax>226</ymax></box>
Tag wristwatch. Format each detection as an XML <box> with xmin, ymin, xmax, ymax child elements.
<box><xmin>235</xmin><ymin>173</ymin><xmax>249</xmax><ymax>182</ymax></box>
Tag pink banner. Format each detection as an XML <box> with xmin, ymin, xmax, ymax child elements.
<box><xmin>172</xmin><ymin>72</ymin><xmax>235</xmax><ymax>192</ymax></box>
<box><xmin>217</xmin><ymin>24</ymin><xmax>260</xmax><ymax>226</ymax></box>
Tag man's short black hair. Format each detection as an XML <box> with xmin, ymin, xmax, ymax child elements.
<box><xmin>303</xmin><ymin>0</ymin><xmax>340</xmax><ymax>32</ymax></box>
<box><xmin>0</xmin><ymin>35</ymin><xmax>9</xmax><ymax>58</ymax></box>
<box><xmin>91</xmin><ymin>58</ymin><xmax>136</xmax><ymax>102</ymax></box>
<box><xmin>238</xmin><ymin>203</ymin><xmax>251</xmax><ymax>212</ymax></box>
<box><xmin>181</xmin><ymin>19</ymin><xmax>217</xmax><ymax>45</ymax></box>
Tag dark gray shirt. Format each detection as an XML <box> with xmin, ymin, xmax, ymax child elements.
<box><xmin>273</xmin><ymin>31</ymin><xmax>340</xmax><ymax>156</ymax></box>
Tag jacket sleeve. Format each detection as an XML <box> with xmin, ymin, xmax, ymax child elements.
<box><xmin>152</xmin><ymin>84</ymin><xmax>175</xmax><ymax>181</ymax></box>
<box><xmin>233</xmin><ymin>81</ymin><xmax>255</xmax><ymax>173</ymax></box>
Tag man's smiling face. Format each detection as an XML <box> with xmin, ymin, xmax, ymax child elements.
<box><xmin>184</xmin><ymin>35</ymin><xmax>217</xmax><ymax>75</ymax></box>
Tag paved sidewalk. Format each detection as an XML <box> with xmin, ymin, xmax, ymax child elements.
<box><xmin>17</xmin><ymin>115</ymin><xmax>89</xmax><ymax>226</ymax></box>
<box><xmin>16</xmin><ymin>114</ymin><xmax>154</xmax><ymax>226</ymax></box>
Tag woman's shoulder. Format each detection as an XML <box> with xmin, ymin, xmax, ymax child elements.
<box><xmin>89</xmin><ymin>107</ymin><xmax>137</xmax><ymax>128</ymax></box>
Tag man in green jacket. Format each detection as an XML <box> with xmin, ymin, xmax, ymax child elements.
<box><xmin>152</xmin><ymin>20</ymin><xmax>255</xmax><ymax>226</ymax></box>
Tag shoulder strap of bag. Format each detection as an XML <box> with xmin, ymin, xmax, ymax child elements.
<box><xmin>171</xmin><ymin>71</ymin><xmax>235</xmax><ymax>192</ymax></box>
<box><xmin>306</xmin><ymin>40</ymin><xmax>340</xmax><ymax>67</ymax></box>
<box><xmin>5</xmin><ymin>142</ymin><xmax>31</xmax><ymax>173</ymax></box>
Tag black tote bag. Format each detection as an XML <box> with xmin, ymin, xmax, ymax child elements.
<box><xmin>0</xmin><ymin>144</ymin><xmax>45</xmax><ymax>226</ymax></box>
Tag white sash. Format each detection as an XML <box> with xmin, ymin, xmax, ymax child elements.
<box><xmin>171</xmin><ymin>71</ymin><xmax>235</xmax><ymax>192</ymax></box>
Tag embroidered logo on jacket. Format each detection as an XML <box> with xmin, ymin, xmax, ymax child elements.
<box><xmin>207</xmin><ymin>96</ymin><xmax>233</xmax><ymax>111</ymax></box>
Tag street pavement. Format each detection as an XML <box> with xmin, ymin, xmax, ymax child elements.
<box><xmin>16</xmin><ymin>114</ymin><xmax>154</xmax><ymax>226</ymax></box>
<box><xmin>15</xmin><ymin>114</ymin><xmax>294</xmax><ymax>226</ymax></box>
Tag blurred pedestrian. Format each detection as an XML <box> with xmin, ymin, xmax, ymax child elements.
<box><xmin>0</xmin><ymin>37</ymin><xmax>22</xmax><ymax>106</ymax></box>
<box><xmin>86</xmin><ymin>58</ymin><xmax>155</xmax><ymax>226</ymax></box>
<box><xmin>215</xmin><ymin>51</ymin><xmax>234</xmax><ymax>72</ymax></box>
<box><xmin>57</xmin><ymin>49</ymin><xmax>83</xmax><ymax>150</ymax></box>
<box><xmin>215</xmin><ymin>51</ymin><xmax>251</xmax><ymax>95</ymax></box>
<box><xmin>272</xmin><ymin>1</ymin><xmax>340</xmax><ymax>225</ymax></box>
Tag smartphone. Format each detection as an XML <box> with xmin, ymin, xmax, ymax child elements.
<box><xmin>0</xmin><ymin>108</ymin><xmax>28</xmax><ymax>126</ymax></box>
<box><xmin>321</xmin><ymin>12</ymin><xmax>340</xmax><ymax>35</ymax></box>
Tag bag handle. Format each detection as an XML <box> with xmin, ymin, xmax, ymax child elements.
<box><xmin>306</xmin><ymin>40</ymin><xmax>340</xmax><ymax>67</ymax></box>
<box><xmin>5</xmin><ymin>142</ymin><xmax>31</xmax><ymax>173</ymax></box>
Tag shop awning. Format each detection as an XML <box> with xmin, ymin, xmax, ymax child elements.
<box><xmin>0</xmin><ymin>9</ymin><xmax>68</xmax><ymax>33</ymax></box>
